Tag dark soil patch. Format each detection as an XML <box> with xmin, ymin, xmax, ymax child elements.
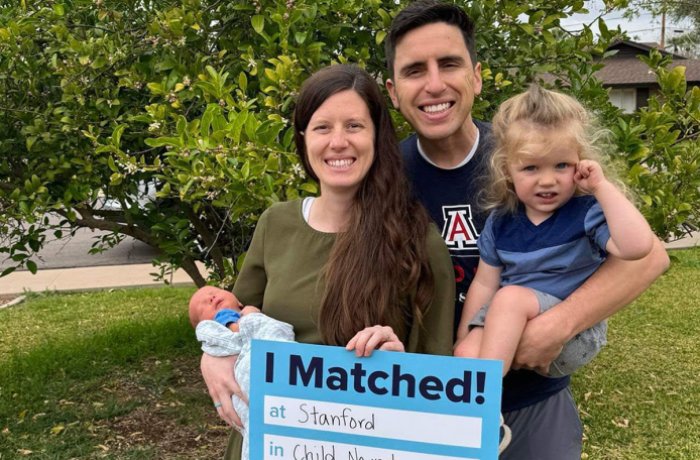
<box><xmin>101</xmin><ymin>356</ymin><xmax>231</xmax><ymax>459</ymax></box>
<box><xmin>0</xmin><ymin>294</ymin><xmax>20</xmax><ymax>306</ymax></box>
<box><xmin>106</xmin><ymin>405</ymin><xmax>230</xmax><ymax>459</ymax></box>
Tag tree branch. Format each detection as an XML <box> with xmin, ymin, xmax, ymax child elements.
<box><xmin>184</xmin><ymin>205</ymin><xmax>227</xmax><ymax>277</ymax></box>
<box><xmin>180</xmin><ymin>256</ymin><xmax>206</xmax><ymax>287</ymax></box>
<box><xmin>65</xmin><ymin>205</ymin><xmax>162</xmax><ymax>250</ymax></box>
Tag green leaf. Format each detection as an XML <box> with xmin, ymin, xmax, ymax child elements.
<box><xmin>265</xmin><ymin>155</ymin><xmax>279</xmax><ymax>171</ymax></box>
<box><xmin>300</xmin><ymin>182</ymin><xmax>318</xmax><ymax>194</ymax></box>
<box><xmin>667</xmin><ymin>66</ymin><xmax>687</xmax><ymax>95</ymax></box>
<box><xmin>597</xmin><ymin>18</ymin><xmax>609</xmax><ymax>37</ymax></box>
<box><xmin>176</xmin><ymin>115</ymin><xmax>188</xmax><ymax>135</ymax></box>
<box><xmin>146</xmin><ymin>82</ymin><xmax>164</xmax><ymax>95</ymax></box>
<box><xmin>112</xmin><ymin>125</ymin><xmax>126</xmax><ymax>147</ymax></box>
<box><xmin>157</xmin><ymin>182</ymin><xmax>171</xmax><ymax>198</ymax></box>
<box><xmin>201</xmin><ymin>105</ymin><xmax>216</xmax><ymax>139</ymax></box>
<box><xmin>375</xmin><ymin>30</ymin><xmax>386</xmax><ymax>45</ymax></box>
<box><xmin>520</xmin><ymin>24</ymin><xmax>534</xmax><ymax>35</ymax></box>
<box><xmin>251</xmin><ymin>15</ymin><xmax>264</xmax><ymax>35</ymax></box>
<box><xmin>376</xmin><ymin>10</ymin><xmax>391</xmax><ymax>27</ymax></box>
<box><xmin>238</xmin><ymin>72</ymin><xmax>248</xmax><ymax>92</ymax></box>
<box><xmin>244</xmin><ymin>115</ymin><xmax>257</xmax><ymax>140</ymax></box>
<box><xmin>110</xmin><ymin>173</ymin><xmax>123</xmax><ymax>186</ymax></box>
<box><xmin>294</xmin><ymin>31</ymin><xmax>308</xmax><ymax>44</ymax></box>
<box><xmin>144</xmin><ymin>137</ymin><xmax>183</xmax><ymax>148</ymax></box>
<box><xmin>181</xmin><ymin>178</ymin><xmax>194</xmax><ymax>198</ymax></box>
<box><xmin>236</xmin><ymin>252</ymin><xmax>246</xmax><ymax>272</ymax></box>
<box><xmin>230</xmin><ymin>111</ymin><xmax>247</xmax><ymax>143</ymax></box>
<box><xmin>26</xmin><ymin>260</ymin><xmax>37</xmax><ymax>274</ymax></box>
<box><xmin>264</xmin><ymin>173</ymin><xmax>274</xmax><ymax>192</ymax></box>
<box><xmin>107</xmin><ymin>156</ymin><xmax>118</xmax><ymax>172</ymax></box>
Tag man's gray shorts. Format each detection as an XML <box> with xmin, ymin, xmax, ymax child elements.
<box><xmin>469</xmin><ymin>288</ymin><xmax>607</xmax><ymax>377</ymax></box>
<box><xmin>501</xmin><ymin>388</ymin><xmax>582</xmax><ymax>460</ymax></box>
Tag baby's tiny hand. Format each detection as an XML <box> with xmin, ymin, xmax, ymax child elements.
<box><xmin>241</xmin><ymin>306</ymin><xmax>261</xmax><ymax>316</ymax></box>
<box><xmin>574</xmin><ymin>160</ymin><xmax>606</xmax><ymax>194</ymax></box>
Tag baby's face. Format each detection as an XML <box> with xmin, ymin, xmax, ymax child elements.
<box><xmin>189</xmin><ymin>287</ymin><xmax>240</xmax><ymax>325</ymax></box>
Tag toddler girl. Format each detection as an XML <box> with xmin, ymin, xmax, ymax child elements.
<box><xmin>453</xmin><ymin>85</ymin><xmax>655</xmax><ymax>378</ymax></box>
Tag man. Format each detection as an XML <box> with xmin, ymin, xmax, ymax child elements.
<box><xmin>384</xmin><ymin>1</ymin><xmax>669</xmax><ymax>459</ymax></box>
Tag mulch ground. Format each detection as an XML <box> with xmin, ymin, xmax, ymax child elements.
<box><xmin>105</xmin><ymin>405</ymin><xmax>230</xmax><ymax>459</ymax></box>
<box><xmin>0</xmin><ymin>294</ymin><xmax>21</xmax><ymax>306</ymax></box>
<box><xmin>98</xmin><ymin>356</ymin><xmax>231</xmax><ymax>459</ymax></box>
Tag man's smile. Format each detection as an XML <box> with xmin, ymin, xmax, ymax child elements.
<box><xmin>421</xmin><ymin>102</ymin><xmax>454</xmax><ymax>113</ymax></box>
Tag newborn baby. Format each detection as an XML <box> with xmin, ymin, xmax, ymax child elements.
<box><xmin>189</xmin><ymin>286</ymin><xmax>295</xmax><ymax>460</ymax></box>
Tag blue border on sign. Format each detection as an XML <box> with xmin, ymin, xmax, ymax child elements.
<box><xmin>249</xmin><ymin>340</ymin><xmax>502</xmax><ymax>459</ymax></box>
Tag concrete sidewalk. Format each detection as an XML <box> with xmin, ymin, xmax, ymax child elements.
<box><xmin>0</xmin><ymin>263</ymin><xmax>197</xmax><ymax>296</ymax></box>
<box><xmin>1</xmin><ymin>233</ymin><xmax>697</xmax><ymax>297</ymax></box>
<box><xmin>663</xmin><ymin>232</ymin><xmax>700</xmax><ymax>250</ymax></box>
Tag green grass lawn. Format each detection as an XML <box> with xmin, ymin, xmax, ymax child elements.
<box><xmin>1</xmin><ymin>248</ymin><xmax>699</xmax><ymax>459</ymax></box>
<box><xmin>0</xmin><ymin>286</ymin><xmax>229</xmax><ymax>459</ymax></box>
<box><xmin>572</xmin><ymin>248</ymin><xmax>700</xmax><ymax>459</ymax></box>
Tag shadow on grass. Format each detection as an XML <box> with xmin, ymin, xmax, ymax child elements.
<box><xmin>2</xmin><ymin>315</ymin><xmax>197</xmax><ymax>401</ymax></box>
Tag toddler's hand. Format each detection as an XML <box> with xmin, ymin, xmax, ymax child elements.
<box><xmin>574</xmin><ymin>160</ymin><xmax>606</xmax><ymax>194</ymax></box>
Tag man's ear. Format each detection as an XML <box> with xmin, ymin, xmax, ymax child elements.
<box><xmin>385</xmin><ymin>78</ymin><xmax>400</xmax><ymax>109</ymax></box>
<box><xmin>473</xmin><ymin>62</ymin><xmax>483</xmax><ymax>97</ymax></box>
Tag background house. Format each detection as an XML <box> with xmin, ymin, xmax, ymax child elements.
<box><xmin>597</xmin><ymin>40</ymin><xmax>700</xmax><ymax>113</ymax></box>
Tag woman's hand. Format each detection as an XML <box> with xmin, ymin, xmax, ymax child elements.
<box><xmin>345</xmin><ymin>325</ymin><xmax>404</xmax><ymax>357</ymax></box>
<box><xmin>200</xmin><ymin>353</ymin><xmax>245</xmax><ymax>427</ymax></box>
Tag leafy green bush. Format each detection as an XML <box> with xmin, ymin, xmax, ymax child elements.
<box><xmin>1</xmin><ymin>0</ymin><xmax>698</xmax><ymax>285</ymax></box>
<box><xmin>613</xmin><ymin>50</ymin><xmax>700</xmax><ymax>239</ymax></box>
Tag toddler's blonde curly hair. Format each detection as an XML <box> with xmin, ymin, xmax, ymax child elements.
<box><xmin>484</xmin><ymin>84</ymin><xmax>624</xmax><ymax>214</ymax></box>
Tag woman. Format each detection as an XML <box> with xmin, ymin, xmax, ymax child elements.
<box><xmin>200</xmin><ymin>64</ymin><xmax>455</xmax><ymax>459</ymax></box>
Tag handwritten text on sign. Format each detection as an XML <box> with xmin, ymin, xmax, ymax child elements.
<box><xmin>249</xmin><ymin>341</ymin><xmax>502</xmax><ymax>459</ymax></box>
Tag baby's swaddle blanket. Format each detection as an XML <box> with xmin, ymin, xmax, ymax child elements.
<box><xmin>196</xmin><ymin>313</ymin><xmax>295</xmax><ymax>460</ymax></box>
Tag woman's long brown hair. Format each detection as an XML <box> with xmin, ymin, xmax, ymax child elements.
<box><xmin>293</xmin><ymin>64</ymin><xmax>435</xmax><ymax>346</ymax></box>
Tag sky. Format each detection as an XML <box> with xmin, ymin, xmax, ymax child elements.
<box><xmin>559</xmin><ymin>0</ymin><xmax>694</xmax><ymax>46</ymax></box>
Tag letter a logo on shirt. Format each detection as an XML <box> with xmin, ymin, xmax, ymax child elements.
<box><xmin>441</xmin><ymin>205</ymin><xmax>479</xmax><ymax>255</ymax></box>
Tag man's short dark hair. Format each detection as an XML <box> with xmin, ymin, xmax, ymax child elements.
<box><xmin>385</xmin><ymin>0</ymin><xmax>477</xmax><ymax>76</ymax></box>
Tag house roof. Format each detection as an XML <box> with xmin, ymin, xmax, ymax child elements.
<box><xmin>596</xmin><ymin>57</ymin><xmax>700</xmax><ymax>85</ymax></box>
<box><xmin>607</xmin><ymin>40</ymin><xmax>687</xmax><ymax>59</ymax></box>
<box><xmin>596</xmin><ymin>40</ymin><xmax>700</xmax><ymax>86</ymax></box>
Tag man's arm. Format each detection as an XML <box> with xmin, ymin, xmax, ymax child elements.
<box><xmin>513</xmin><ymin>238</ymin><xmax>669</xmax><ymax>373</ymax></box>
